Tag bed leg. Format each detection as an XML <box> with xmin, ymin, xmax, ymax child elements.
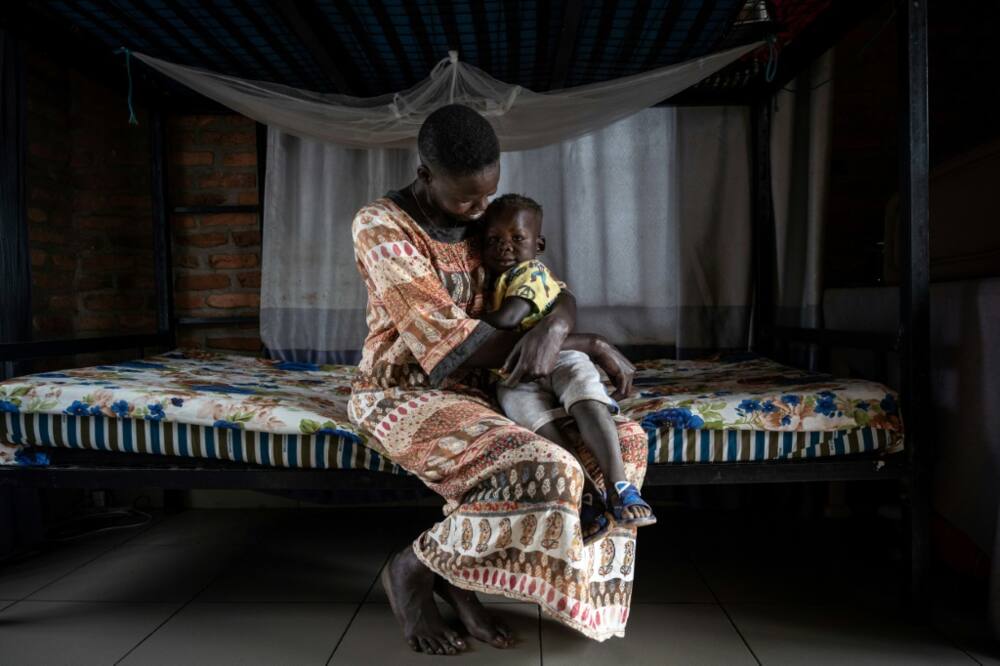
<box><xmin>903</xmin><ymin>474</ymin><xmax>931</xmax><ymax>615</ymax></box>
<box><xmin>163</xmin><ymin>489</ymin><xmax>186</xmax><ymax>515</ymax></box>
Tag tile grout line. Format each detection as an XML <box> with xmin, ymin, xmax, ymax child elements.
<box><xmin>14</xmin><ymin>510</ymin><xmax>172</xmax><ymax>603</ymax></box>
<box><xmin>111</xmin><ymin>515</ymin><xmax>257</xmax><ymax>665</ymax></box>
<box><xmin>929</xmin><ymin>623</ymin><xmax>983</xmax><ymax>665</ymax></box>
<box><xmin>691</xmin><ymin>559</ymin><xmax>763</xmax><ymax>666</ymax></box>
<box><xmin>325</xmin><ymin>549</ymin><xmax>394</xmax><ymax>665</ymax></box>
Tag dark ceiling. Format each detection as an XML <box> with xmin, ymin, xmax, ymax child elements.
<box><xmin>8</xmin><ymin>1</ymin><xmax>842</xmax><ymax>104</ymax></box>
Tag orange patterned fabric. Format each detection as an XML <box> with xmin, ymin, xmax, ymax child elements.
<box><xmin>348</xmin><ymin>197</ymin><xmax>649</xmax><ymax>641</ymax></box>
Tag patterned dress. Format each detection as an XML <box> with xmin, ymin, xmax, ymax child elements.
<box><xmin>348</xmin><ymin>192</ymin><xmax>648</xmax><ymax>641</ymax></box>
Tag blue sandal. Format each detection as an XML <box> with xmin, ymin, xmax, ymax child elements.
<box><xmin>580</xmin><ymin>490</ymin><xmax>612</xmax><ymax>545</ymax></box>
<box><xmin>612</xmin><ymin>482</ymin><xmax>657</xmax><ymax>528</ymax></box>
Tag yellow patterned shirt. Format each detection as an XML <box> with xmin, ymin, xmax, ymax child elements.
<box><xmin>490</xmin><ymin>260</ymin><xmax>562</xmax><ymax>331</ymax></box>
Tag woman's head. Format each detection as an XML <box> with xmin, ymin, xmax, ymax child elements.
<box><xmin>416</xmin><ymin>104</ymin><xmax>500</xmax><ymax>223</ymax></box>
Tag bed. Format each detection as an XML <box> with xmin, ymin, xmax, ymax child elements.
<box><xmin>0</xmin><ymin>349</ymin><xmax>903</xmax><ymax>472</ymax></box>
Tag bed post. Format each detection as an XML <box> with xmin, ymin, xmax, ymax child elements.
<box><xmin>898</xmin><ymin>0</ymin><xmax>931</xmax><ymax>609</ymax></box>
<box><xmin>150</xmin><ymin>107</ymin><xmax>175</xmax><ymax>350</ymax></box>
<box><xmin>0</xmin><ymin>30</ymin><xmax>30</xmax><ymax>381</ymax></box>
<box><xmin>750</xmin><ymin>96</ymin><xmax>776</xmax><ymax>358</ymax></box>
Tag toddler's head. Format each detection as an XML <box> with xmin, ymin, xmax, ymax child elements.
<box><xmin>482</xmin><ymin>194</ymin><xmax>545</xmax><ymax>274</ymax></box>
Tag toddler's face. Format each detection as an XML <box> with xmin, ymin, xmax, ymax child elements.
<box><xmin>483</xmin><ymin>208</ymin><xmax>543</xmax><ymax>274</ymax></box>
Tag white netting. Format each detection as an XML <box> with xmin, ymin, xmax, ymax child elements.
<box><xmin>134</xmin><ymin>44</ymin><xmax>759</xmax><ymax>151</ymax></box>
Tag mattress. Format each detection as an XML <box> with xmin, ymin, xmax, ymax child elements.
<box><xmin>0</xmin><ymin>349</ymin><xmax>903</xmax><ymax>469</ymax></box>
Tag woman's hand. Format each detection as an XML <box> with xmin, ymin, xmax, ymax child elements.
<box><xmin>589</xmin><ymin>336</ymin><xmax>636</xmax><ymax>400</ymax></box>
<box><xmin>501</xmin><ymin>316</ymin><xmax>570</xmax><ymax>386</ymax></box>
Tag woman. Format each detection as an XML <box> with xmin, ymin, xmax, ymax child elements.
<box><xmin>348</xmin><ymin>104</ymin><xmax>648</xmax><ymax>653</ymax></box>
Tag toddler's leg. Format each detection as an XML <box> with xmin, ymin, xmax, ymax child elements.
<box><xmin>568</xmin><ymin>401</ymin><xmax>654</xmax><ymax>525</ymax></box>
<box><xmin>549</xmin><ymin>351</ymin><xmax>656</xmax><ymax>527</ymax></box>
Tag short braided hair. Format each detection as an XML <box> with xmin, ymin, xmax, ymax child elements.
<box><xmin>418</xmin><ymin>104</ymin><xmax>500</xmax><ymax>177</ymax></box>
<box><xmin>484</xmin><ymin>193</ymin><xmax>543</xmax><ymax>226</ymax></box>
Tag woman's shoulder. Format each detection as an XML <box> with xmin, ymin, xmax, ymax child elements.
<box><xmin>352</xmin><ymin>197</ymin><xmax>416</xmax><ymax>238</ymax></box>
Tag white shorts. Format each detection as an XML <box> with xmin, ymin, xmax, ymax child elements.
<box><xmin>496</xmin><ymin>350</ymin><xmax>619</xmax><ymax>433</ymax></box>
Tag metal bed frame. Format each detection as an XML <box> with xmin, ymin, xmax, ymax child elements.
<box><xmin>0</xmin><ymin>1</ymin><xmax>931</xmax><ymax>603</ymax></box>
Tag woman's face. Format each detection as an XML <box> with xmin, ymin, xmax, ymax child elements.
<box><xmin>421</xmin><ymin>162</ymin><xmax>500</xmax><ymax>223</ymax></box>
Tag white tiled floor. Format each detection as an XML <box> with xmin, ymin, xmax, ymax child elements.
<box><xmin>0</xmin><ymin>506</ymin><xmax>991</xmax><ymax>665</ymax></box>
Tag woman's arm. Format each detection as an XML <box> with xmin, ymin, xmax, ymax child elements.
<box><xmin>462</xmin><ymin>291</ymin><xmax>576</xmax><ymax>371</ymax></box>
<box><xmin>503</xmin><ymin>332</ymin><xmax>635</xmax><ymax>399</ymax></box>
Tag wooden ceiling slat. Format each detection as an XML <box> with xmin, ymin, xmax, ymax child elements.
<box><xmin>640</xmin><ymin>0</ymin><xmax>689</xmax><ymax>69</ymax></box>
<box><xmin>199</xmin><ymin>2</ymin><xmax>286</xmax><ymax>82</ymax></box>
<box><xmin>503</xmin><ymin>0</ymin><xmax>521</xmax><ymax>83</ymax></box>
<box><xmin>369</xmin><ymin>1</ymin><xmax>417</xmax><ymax>86</ymax></box>
<box><xmin>403</xmin><ymin>2</ymin><xmax>436</xmax><ymax>75</ymax></box>
<box><xmin>270</xmin><ymin>1</ymin><xmax>353</xmax><ymax>94</ymax></box>
<box><xmin>676</xmin><ymin>0</ymin><xmax>719</xmax><ymax>63</ymax></box>
<box><xmin>139</xmin><ymin>2</ymin><xmax>246</xmax><ymax>75</ymax></box>
<box><xmin>469</xmin><ymin>0</ymin><xmax>493</xmax><ymax>75</ymax></box>
<box><xmin>582</xmin><ymin>2</ymin><xmax>619</xmax><ymax>79</ymax></box>
<box><xmin>613</xmin><ymin>0</ymin><xmax>653</xmax><ymax>75</ymax></box>
<box><xmin>230</xmin><ymin>0</ymin><xmax>313</xmax><ymax>88</ymax></box>
<box><xmin>548</xmin><ymin>0</ymin><xmax>583</xmax><ymax>90</ymax></box>
<box><xmin>532</xmin><ymin>0</ymin><xmax>553</xmax><ymax>89</ymax></box>
<box><xmin>331</xmin><ymin>0</ymin><xmax>394</xmax><ymax>95</ymax></box>
<box><xmin>439</xmin><ymin>0</ymin><xmax>463</xmax><ymax>58</ymax></box>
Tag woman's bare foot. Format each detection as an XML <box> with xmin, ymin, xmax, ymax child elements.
<box><xmin>382</xmin><ymin>546</ymin><xmax>467</xmax><ymax>655</ymax></box>
<box><xmin>434</xmin><ymin>576</ymin><xmax>515</xmax><ymax>648</ymax></box>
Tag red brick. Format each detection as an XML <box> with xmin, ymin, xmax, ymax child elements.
<box><xmin>28</xmin><ymin>228</ymin><xmax>63</xmax><ymax>244</ymax></box>
<box><xmin>77</xmin><ymin>275</ymin><xmax>114</xmax><ymax>290</ymax></box>
<box><xmin>33</xmin><ymin>315</ymin><xmax>73</xmax><ymax>336</ymax></box>
<box><xmin>233</xmin><ymin>230</ymin><xmax>261</xmax><ymax>247</ymax></box>
<box><xmin>30</xmin><ymin>249</ymin><xmax>47</xmax><ymax>267</ymax></box>
<box><xmin>71</xmin><ymin>151</ymin><xmax>94</xmax><ymax>168</ymax></box>
<box><xmin>197</xmin><ymin>172</ymin><xmax>255</xmax><ymax>189</ymax></box>
<box><xmin>48</xmin><ymin>295</ymin><xmax>76</xmax><ymax>310</ymax></box>
<box><xmin>175</xmin><ymin>191</ymin><xmax>228</xmax><ymax>207</ymax></box>
<box><xmin>207</xmin><ymin>293</ymin><xmax>260</xmax><ymax>309</ymax></box>
<box><xmin>237</xmin><ymin>191</ymin><xmax>259</xmax><ymax>205</ymax></box>
<box><xmin>196</xmin><ymin>129</ymin><xmax>257</xmax><ymax>146</ymax></box>
<box><xmin>236</xmin><ymin>271</ymin><xmax>261</xmax><ymax>288</ymax></box>
<box><xmin>175</xmin><ymin>231</ymin><xmax>228</xmax><ymax>248</ymax></box>
<box><xmin>174</xmin><ymin>293</ymin><xmax>207</xmax><ymax>310</ymax></box>
<box><xmin>51</xmin><ymin>254</ymin><xmax>76</xmax><ymax>270</ymax></box>
<box><xmin>223</xmin><ymin>152</ymin><xmax>256</xmax><ymax>167</ymax></box>
<box><xmin>73</xmin><ymin>191</ymin><xmax>108</xmax><ymax>211</ymax></box>
<box><xmin>30</xmin><ymin>186</ymin><xmax>56</xmax><ymax>203</ymax></box>
<box><xmin>199</xmin><ymin>212</ymin><xmax>257</xmax><ymax>228</ymax></box>
<box><xmin>170</xmin><ymin>151</ymin><xmax>214</xmax><ymax>166</ymax></box>
<box><xmin>109</xmin><ymin>194</ymin><xmax>151</xmax><ymax>210</ymax></box>
<box><xmin>27</xmin><ymin>207</ymin><xmax>47</xmax><ymax>222</ymax></box>
<box><xmin>209</xmin><ymin>253</ymin><xmax>258</xmax><ymax>269</ymax></box>
<box><xmin>119</xmin><ymin>313</ymin><xmax>156</xmax><ymax>330</ymax></box>
<box><xmin>171</xmin><ymin>215</ymin><xmax>197</xmax><ymax>229</ymax></box>
<box><xmin>116</xmin><ymin>274</ymin><xmax>155</xmax><ymax>290</ymax></box>
<box><xmin>176</xmin><ymin>274</ymin><xmax>230</xmax><ymax>291</ymax></box>
<box><xmin>206</xmin><ymin>336</ymin><xmax>261</xmax><ymax>352</ymax></box>
<box><xmin>83</xmin><ymin>293</ymin><xmax>145</xmax><ymax>311</ymax></box>
<box><xmin>77</xmin><ymin>315</ymin><xmax>118</xmax><ymax>332</ymax></box>
<box><xmin>175</xmin><ymin>255</ymin><xmax>200</xmax><ymax>268</ymax></box>
<box><xmin>86</xmin><ymin>254</ymin><xmax>136</xmax><ymax>272</ymax></box>
<box><xmin>33</xmin><ymin>272</ymin><xmax>71</xmax><ymax>290</ymax></box>
<box><xmin>78</xmin><ymin>216</ymin><xmax>132</xmax><ymax>231</ymax></box>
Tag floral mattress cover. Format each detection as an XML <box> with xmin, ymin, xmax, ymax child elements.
<box><xmin>0</xmin><ymin>349</ymin><xmax>903</xmax><ymax>468</ymax></box>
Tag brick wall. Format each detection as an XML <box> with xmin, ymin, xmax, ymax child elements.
<box><xmin>25</xmin><ymin>47</ymin><xmax>264</xmax><ymax>368</ymax></box>
<box><xmin>26</xmin><ymin>48</ymin><xmax>157</xmax><ymax>371</ymax></box>
<box><xmin>167</xmin><ymin>114</ymin><xmax>262</xmax><ymax>355</ymax></box>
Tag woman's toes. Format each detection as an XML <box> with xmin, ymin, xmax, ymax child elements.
<box><xmin>407</xmin><ymin>638</ymin><xmax>419</xmax><ymax>652</ymax></box>
<box><xmin>445</xmin><ymin>630</ymin><xmax>466</xmax><ymax>651</ymax></box>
